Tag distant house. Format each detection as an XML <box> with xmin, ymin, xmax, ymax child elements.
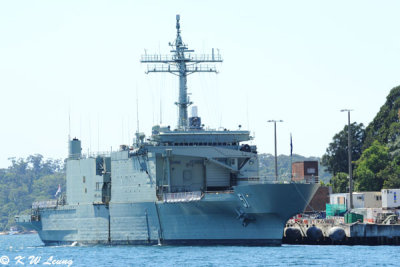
<box><xmin>292</xmin><ymin>161</ymin><xmax>319</xmax><ymax>183</ymax></box>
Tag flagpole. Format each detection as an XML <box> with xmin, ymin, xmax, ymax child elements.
<box><xmin>268</xmin><ymin>120</ymin><xmax>283</xmax><ymax>181</ymax></box>
<box><xmin>290</xmin><ymin>133</ymin><xmax>293</xmax><ymax>181</ymax></box>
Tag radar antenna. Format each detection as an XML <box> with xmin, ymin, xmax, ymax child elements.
<box><xmin>141</xmin><ymin>14</ymin><xmax>223</xmax><ymax>129</ymax></box>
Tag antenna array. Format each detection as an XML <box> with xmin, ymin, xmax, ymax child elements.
<box><xmin>141</xmin><ymin>14</ymin><xmax>222</xmax><ymax>129</ymax></box>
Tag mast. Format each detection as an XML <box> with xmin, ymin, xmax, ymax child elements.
<box><xmin>141</xmin><ymin>14</ymin><xmax>222</xmax><ymax>129</ymax></box>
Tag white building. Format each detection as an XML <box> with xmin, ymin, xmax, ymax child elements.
<box><xmin>381</xmin><ymin>189</ymin><xmax>400</xmax><ymax>208</ymax></box>
<box><xmin>330</xmin><ymin>192</ymin><xmax>382</xmax><ymax>209</ymax></box>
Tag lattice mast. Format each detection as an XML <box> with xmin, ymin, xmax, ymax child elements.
<box><xmin>140</xmin><ymin>14</ymin><xmax>222</xmax><ymax>129</ymax></box>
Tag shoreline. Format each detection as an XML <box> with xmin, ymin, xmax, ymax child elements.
<box><xmin>0</xmin><ymin>230</ymin><xmax>37</xmax><ymax>235</ymax></box>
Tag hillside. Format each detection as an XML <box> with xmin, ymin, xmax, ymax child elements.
<box><xmin>0</xmin><ymin>155</ymin><xmax>65</xmax><ymax>230</ymax></box>
<box><xmin>322</xmin><ymin>85</ymin><xmax>400</xmax><ymax>192</ymax></box>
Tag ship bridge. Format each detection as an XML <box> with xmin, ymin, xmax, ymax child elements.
<box><xmin>138</xmin><ymin>15</ymin><xmax>258</xmax><ymax>195</ymax></box>
<box><xmin>151</xmin><ymin>127</ymin><xmax>251</xmax><ymax>147</ymax></box>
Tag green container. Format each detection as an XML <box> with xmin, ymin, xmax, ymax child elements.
<box><xmin>345</xmin><ymin>213</ymin><xmax>363</xmax><ymax>223</ymax></box>
<box><xmin>326</xmin><ymin>204</ymin><xmax>347</xmax><ymax>216</ymax></box>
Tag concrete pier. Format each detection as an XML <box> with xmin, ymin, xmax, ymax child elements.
<box><xmin>283</xmin><ymin>222</ymin><xmax>400</xmax><ymax>245</ymax></box>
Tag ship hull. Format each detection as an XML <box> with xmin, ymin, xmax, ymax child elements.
<box><xmin>20</xmin><ymin>183</ymin><xmax>318</xmax><ymax>246</ymax></box>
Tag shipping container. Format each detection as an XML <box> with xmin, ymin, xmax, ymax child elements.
<box><xmin>345</xmin><ymin>213</ymin><xmax>363</xmax><ymax>223</ymax></box>
<box><xmin>330</xmin><ymin>192</ymin><xmax>381</xmax><ymax>209</ymax></box>
<box><xmin>382</xmin><ymin>189</ymin><xmax>400</xmax><ymax>208</ymax></box>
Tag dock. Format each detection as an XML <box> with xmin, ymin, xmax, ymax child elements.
<box><xmin>283</xmin><ymin>219</ymin><xmax>400</xmax><ymax>245</ymax></box>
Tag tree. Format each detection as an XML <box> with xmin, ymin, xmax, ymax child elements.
<box><xmin>321</xmin><ymin>122</ymin><xmax>365</xmax><ymax>175</ymax></box>
<box><xmin>32</xmin><ymin>173</ymin><xmax>65</xmax><ymax>200</ymax></box>
<box><xmin>330</xmin><ymin>172</ymin><xmax>348</xmax><ymax>193</ymax></box>
<box><xmin>28</xmin><ymin>154</ymin><xmax>43</xmax><ymax>175</ymax></box>
<box><xmin>0</xmin><ymin>155</ymin><xmax>65</xmax><ymax>231</ymax></box>
<box><xmin>354</xmin><ymin>140</ymin><xmax>390</xmax><ymax>191</ymax></box>
<box><xmin>363</xmin><ymin>85</ymin><xmax>400</xmax><ymax>150</ymax></box>
<box><xmin>380</xmin><ymin>156</ymin><xmax>400</xmax><ymax>189</ymax></box>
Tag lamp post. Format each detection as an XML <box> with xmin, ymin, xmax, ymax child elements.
<box><xmin>268</xmin><ymin>120</ymin><xmax>283</xmax><ymax>181</ymax></box>
<box><xmin>341</xmin><ymin>109</ymin><xmax>353</xmax><ymax>210</ymax></box>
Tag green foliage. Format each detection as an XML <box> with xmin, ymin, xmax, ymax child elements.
<box><xmin>330</xmin><ymin>172</ymin><xmax>348</xmax><ymax>193</ymax></box>
<box><xmin>321</xmin><ymin>122</ymin><xmax>365</xmax><ymax>175</ymax></box>
<box><xmin>354</xmin><ymin>140</ymin><xmax>390</xmax><ymax>191</ymax></box>
<box><xmin>349</xmin><ymin>86</ymin><xmax>400</xmax><ymax>191</ymax></box>
<box><xmin>380</xmin><ymin>156</ymin><xmax>400</xmax><ymax>189</ymax></box>
<box><xmin>322</xmin><ymin>85</ymin><xmax>400</xmax><ymax>192</ymax></box>
<box><xmin>0</xmin><ymin>155</ymin><xmax>65</xmax><ymax>231</ymax></box>
<box><xmin>363</xmin><ymin>85</ymin><xmax>400</xmax><ymax>149</ymax></box>
<box><xmin>32</xmin><ymin>173</ymin><xmax>65</xmax><ymax>201</ymax></box>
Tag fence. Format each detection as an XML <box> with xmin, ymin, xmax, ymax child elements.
<box><xmin>32</xmin><ymin>200</ymin><xmax>57</xmax><ymax>209</ymax></box>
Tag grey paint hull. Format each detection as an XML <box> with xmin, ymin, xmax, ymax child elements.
<box><xmin>24</xmin><ymin>183</ymin><xmax>318</xmax><ymax>246</ymax></box>
<box><xmin>15</xmin><ymin>15</ymin><xmax>321</xmax><ymax>247</ymax></box>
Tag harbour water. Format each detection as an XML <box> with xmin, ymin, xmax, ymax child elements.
<box><xmin>0</xmin><ymin>234</ymin><xmax>399</xmax><ymax>266</ymax></box>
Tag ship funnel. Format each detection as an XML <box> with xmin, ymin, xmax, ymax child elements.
<box><xmin>191</xmin><ymin>106</ymin><xmax>198</xmax><ymax>117</ymax></box>
<box><xmin>189</xmin><ymin>106</ymin><xmax>202</xmax><ymax>129</ymax></box>
<box><xmin>68</xmin><ymin>138</ymin><xmax>82</xmax><ymax>159</ymax></box>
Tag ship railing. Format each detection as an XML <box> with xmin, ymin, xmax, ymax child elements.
<box><xmin>141</xmin><ymin>54</ymin><xmax>222</xmax><ymax>62</ymax></box>
<box><xmin>141</xmin><ymin>54</ymin><xmax>174</xmax><ymax>62</ymax></box>
<box><xmin>145</xmin><ymin>64</ymin><xmax>217</xmax><ymax>73</ymax></box>
<box><xmin>186</xmin><ymin>65</ymin><xmax>218</xmax><ymax>72</ymax></box>
<box><xmin>189</xmin><ymin>54</ymin><xmax>223</xmax><ymax>62</ymax></box>
<box><xmin>253</xmin><ymin>176</ymin><xmax>290</xmax><ymax>184</ymax></box>
<box><xmin>292</xmin><ymin>176</ymin><xmax>319</xmax><ymax>184</ymax></box>
<box><xmin>163</xmin><ymin>191</ymin><xmax>203</xmax><ymax>203</ymax></box>
<box><xmin>15</xmin><ymin>214</ymin><xmax>32</xmax><ymax>223</ymax></box>
<box><xmin>205</xmin><ymin>190</ymin><xmax>234</xmax><ymax>194</ymax></box>
<box><xmin>292</xmin><ymin>175</ymin><xmax>319</xmax><ymax>184</ymax></box>
<box><xmin>68</xmin><ymin>152</ymin><xmax>81</xmax><ymax>159</ymax></box>
<box><xmin>32</xmin><ymin>200</ymin><xmax>58</xmax><ymax>209</ymax></box>
<box><xmin>81</xmin><ymin>151</ymin><xmax>111</xmax><ymax>158</ymax></box>
<box><xmin>258</xmin><ymin>175</ymin><xmax>320</xmax><ymax>184</ymax></box>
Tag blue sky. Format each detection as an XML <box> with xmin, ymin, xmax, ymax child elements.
<box><xmin>1</xmin><ymin>0</ymin><xmax>399</xmax><ymax>167</ymax></box>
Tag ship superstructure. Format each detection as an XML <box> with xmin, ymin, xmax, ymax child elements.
<box><xmin>16</xmin><ymin>15</ymin><xmax>318</xmax><ymax>246</ymax></box>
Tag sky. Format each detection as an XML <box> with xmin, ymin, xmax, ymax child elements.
<box><xmin>0</xmin><ymin>0</ymin><xmax>400</xmax><ymax>168</ymax></box>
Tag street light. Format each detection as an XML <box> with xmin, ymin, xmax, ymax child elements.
<box><xmin>341</xmin><ymin>109</ymin><xmax>354</xmax><ymax>210</ymax></box>
<box><xmin>268</xmin><ymin>120</ymin><xmax>283</xmax><ymax>181</ymax></box>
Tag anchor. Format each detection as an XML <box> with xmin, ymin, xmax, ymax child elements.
<box><xmin>236</xmin><ymin>208</ymin><xmax>255</xmax><ymax>227</ymax></box>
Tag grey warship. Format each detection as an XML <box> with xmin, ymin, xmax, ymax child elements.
<box><xmin>16</xmin><ymin>15</ymin><xmax>318</xmax><ymax>246</ymax></box>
